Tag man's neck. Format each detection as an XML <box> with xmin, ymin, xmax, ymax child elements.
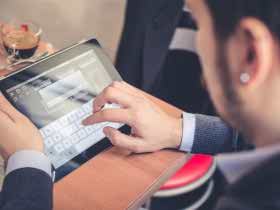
<box><xmin>242</xmin><ymin>82</ymin><xmax>280</xmax><ymax>148</ymax></box>
<box><xmin>245</xmin><ymin>112</ymin><xmax>280</xmax><ymax>148</ymax></box>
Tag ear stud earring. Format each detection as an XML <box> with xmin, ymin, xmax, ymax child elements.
<box><xmin>240</xmin><ymin>73</ymin><xmax>251</xmax><ymax>84</ymax></box>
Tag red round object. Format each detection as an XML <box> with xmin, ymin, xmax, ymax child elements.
<box><xmin>21</xmin><ymin>24</ymin><xmax>29</xmax><ymax>32</ymax></box>
<box><xmin>160</xmin><ymin>154</ymin><xmax>214</xmax><ymax>190</ymax></box>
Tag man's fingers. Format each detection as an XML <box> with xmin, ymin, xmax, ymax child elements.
<box><xmin>82</xmin><ymin>109</ymin><xmax>132</xmax><ymax>126</ymax></box>
<box><xmin>0</xmin><ymin>95</ymin><xmax>20</xmax><ymax>121</ymax></box>
<box><xmin>93</xmin><ymin>85</ymin><xmax>137</xmax><ymax>113</ymax></box>
<box><xmin>111</xmin><ymin>81</ymin><xmax>145</xmax><ymax>98</ymax></box>
<box><xmin>103</xmin><ymin>127</ymin><xmax>146</xmax><ymax>153</ymax></box>
<box><xmin>0</xmin><ymin>110</ymin><xmax>14</xmax><ymax>125</ymax></box>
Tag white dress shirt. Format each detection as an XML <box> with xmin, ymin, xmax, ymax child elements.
<box><xmin>180</xmin><ymin>112</ymin><xmax>196</xmax><ymax>152</ymax></box>
<box><xmin>5</xmin><ymin>150</ymin><xmax>52</xmax><ymax>178</ymax></box>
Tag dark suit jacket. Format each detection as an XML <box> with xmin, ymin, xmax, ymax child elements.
<box><xmin>215</xmin><ymin>154</ymin><xmax>280</xmax><ymax>210</ymax></box>
<box><xmin>116</xmin><ymin>0</ymin><xmax>214</xmax><ymax>114</ymax></box>
<box><xmin>0</xmin><ymin>168</ymin><xmax>53</xmax><ymax>210</ymax></box>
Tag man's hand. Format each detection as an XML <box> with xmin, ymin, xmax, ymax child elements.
<box><xmin>0</xmin><ymin>94</ymin><xmax>43</xmax><ymax>161</ymax></box>
<box><xmin>83</xmin><ymin>81</ymin><xmax>183</xmax><ymax>153</ymax></box>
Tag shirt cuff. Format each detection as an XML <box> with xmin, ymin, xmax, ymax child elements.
<box><xmin>179</xmin><ymin>112</ymin><xmax>196</xmax><ymax>152</ymax></box>
<box><xmin>5</xmin><ymin>150</ymin><xmax>52</xmax><ymax>177</ymax></box>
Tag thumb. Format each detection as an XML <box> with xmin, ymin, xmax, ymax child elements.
<box><xmin>103</xmin><ymin>127</ymin><xmax>145</xmax><ymax>153</ymax></box>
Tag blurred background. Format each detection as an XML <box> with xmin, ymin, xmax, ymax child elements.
<box><xmin>0</xmin><ymin>0</ymin><xmax>126</xmax><ymax>186</ymax></box>
<box><xmin>0</xmin><ymin>0</ymin><xmax>126</xmax><ymax>61</ymax></box>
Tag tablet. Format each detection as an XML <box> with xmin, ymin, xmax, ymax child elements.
<box><xmin>0</xmin><ymin>39</ymin><xmax>127</xmax><ymax>181</ymax></box>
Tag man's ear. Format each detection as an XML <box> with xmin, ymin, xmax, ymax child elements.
<box><xmin>235</xmin><ymin>18</ymin><xmax>275</xmax><ymax>88</ymax></box>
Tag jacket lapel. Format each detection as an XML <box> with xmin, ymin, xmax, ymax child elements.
<box><xmin>142</xmin><ymin>0</ymin><xmax>183</xmax><ymax>91</ymax></box>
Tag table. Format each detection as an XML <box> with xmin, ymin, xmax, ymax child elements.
<box><xmin>0</xmin><ymin>43</ymin><xmax>190</xmax><ymax>210</ymax></box>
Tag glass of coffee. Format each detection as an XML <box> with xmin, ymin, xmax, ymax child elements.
<box><xmin>1</xmin><ymin>19</ymin><xmax>42</xmax><ymax>62</ymax></box>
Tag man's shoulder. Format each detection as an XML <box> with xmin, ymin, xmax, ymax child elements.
<box><xmin>126</xmin><ymin>0</ymin><xmax>181</xmax><ymax>17</ymax></box>
<box><xmin>126</xmin><ymin>0</ymin><xmax>158</xmax><ymax>16</ymax></box>
<box><xmin>127</xmin><ymin>0</ymin><xmax>163</xmax><ymax>8</ymax></box>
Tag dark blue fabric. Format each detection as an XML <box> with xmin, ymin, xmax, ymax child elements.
<box><xmin>177</xmin><ymin>10</ymin><xmax>197</xmax><ymax>29</ymax></box>
<box><xmin>116</xmin><ymin>0</ymin><xmax>214</xmax><ymax>114</ymax></box>
<box><xmin>216</xmin><ymin>154</ymin><xmax>280</xmax><ymax>210</ymax></box>
<box><xmin>0</xmin><ymin>168</ymin><xmax>53</xmax><ymax>210</ymax></box>
<box><xmin>151</xmin><ymin>50</ymin><xmax>211</xmax><ymax>113</ymax></box>
<box><xmin>116</xmin><ymin>0</ymin><xmax>182</xmax><ymax>90</ymax></box>
<box><xmin>151</xmin><ymin>9</ymin><xmax>210</xmax><ymax>112</ymax></box>
<box><xmin>192</xmin><ymin>114</ymin><xmax>238</xmax><ymax>154</ymax></box>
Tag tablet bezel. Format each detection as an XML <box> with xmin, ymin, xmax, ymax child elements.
<box><xmin>0</xmin><ymin>38</ymin><xmax>129</xmax><ymax>181</ymax></box>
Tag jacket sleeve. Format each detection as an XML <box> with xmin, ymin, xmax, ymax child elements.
<box><xmin>191</xmin><ymin>114</ymin><xmax>252</xmax><ymax>155</ymax></box>
<box><xmin>0</xmin><ymin>168</ymin><xmax>53</xmax><ymax>210</ymax></box>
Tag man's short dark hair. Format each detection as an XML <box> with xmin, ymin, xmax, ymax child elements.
<box><xmin>205</xmin><ymin>0</ymin><xmax>280</xmax><ymax>41</ymax></box>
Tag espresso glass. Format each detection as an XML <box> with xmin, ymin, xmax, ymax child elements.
<box><xmin>1</xmin><ymin>19</ymin><xmax>42</xmax><ymax>62</ymax></box>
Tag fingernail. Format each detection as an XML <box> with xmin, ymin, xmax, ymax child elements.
<box><xmin>103</xmin><ymin>127</ymin><xmax>108</xmax><ymax>134</ymax></box>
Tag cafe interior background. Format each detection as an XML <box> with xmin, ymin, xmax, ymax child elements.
<box><xmin>0</xmin><ymin>0</ymin><xmax>126</xmax><ymax>186</ymax></box>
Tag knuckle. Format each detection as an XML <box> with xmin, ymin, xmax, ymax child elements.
<box><xmin>111</xmin><ymin>81</ymin><xmax>121</xmax><ymax>88</ymax></box>
<box><xmin>124</xmin><ymin>111</ymin><xmax>134</xmax><ymax>122</ymax></box>
<box><xmin>16</xmin><ymin>114</ymin><xmax>27</xmax><ymax>123</ymax></box>
<box><xmin>133</xmin><ymin>109</ymin><xmax>142</xmax><ymax>122</ymax></box>
<box><xmin>110</xmin><ymin>137</ymin><xmax>118</xmax><ymax>146</ymax></box>
<box><xmin>132</xmin><ymin>145</ymin><xmax>142</xmax><ymax>153</ymax></box>
<box><xmin>134</xmin><ymin>97</ymin><xmax>143</xmax><ymax>105</ymax></box>
<box><xmin>110</xmin><ymin>134</ymin><xmax>121</xmax><ymax>146</ymax></box>
<box><xmin>133</xmin><ymin>97</ymin><xmax>146</xmax><ymax>109</ymax></box>
<box><xmin>110</xmin><ymin>130</ymin><xmax>119</xmax><ymax>140</ymax></box>
<box><xmin>127</xmin><ymin>112</ymin><xmax>134</xmax><ymax>124</ymax></box>
<box><xmin>105</xmin><ymin>86</ymin><xmax>115</xmax><ymax>98</ymax></box>
<box><xmin>104</xmin><ymin>86</ymin><xmax>114</xmax><ymax>96</ymax></box>
<box><xmin>99</xmin><ymin>111</ymin><xmax>109</xmax><ymax>120</ymax></box>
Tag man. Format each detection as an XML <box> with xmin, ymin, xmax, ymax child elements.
<box><xmin>116</xmin><ymin>0</ymin><xmax>213</xmax><ymax>114</ymax></box>
<box><xmin>84</xmin><ymin>0</ymin><xmax>280</xmax><ymax>209</ymax></box>
<box><xmin>0</xmin><ymin>95</ymin><xmax>53</xmax><ymax>210</ymax></box>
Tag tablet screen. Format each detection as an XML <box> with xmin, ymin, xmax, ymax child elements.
<box><xmin>0</xmin><ymin>43</ymin><xmax>123</xmax><ymax>169</ymax></box>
